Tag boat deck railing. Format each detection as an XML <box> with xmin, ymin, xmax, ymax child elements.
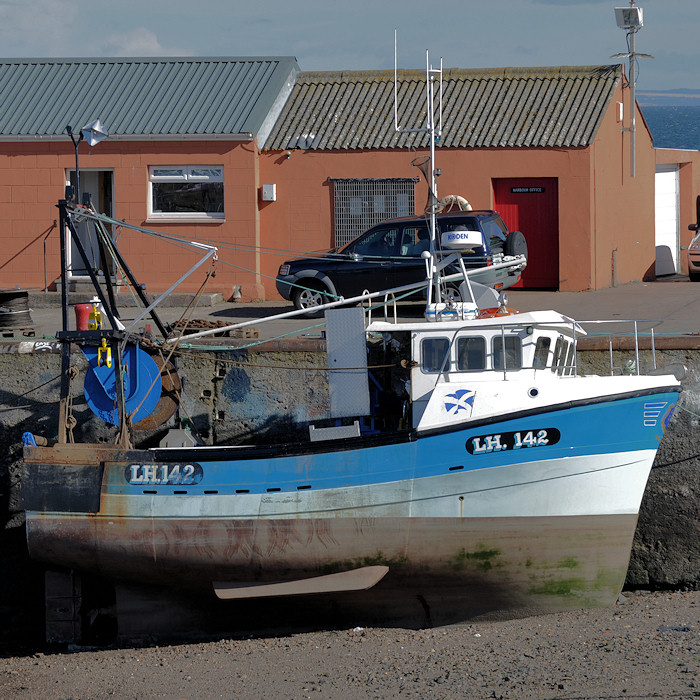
<box><xmin>577</xmin><ymin>318</ymin><xmax>663</xmax><ymax>376</ymax></box>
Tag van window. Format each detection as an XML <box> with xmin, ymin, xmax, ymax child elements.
<box><xmin>421</xmin><ymin>337</ymin><xmax>450</xmax><ymax>373</ymax></box>
<box><xmin>493</xmin><ymin>336</ymin><xmax>522</xmax><ymax>370</ymax></box>
<box><xmin>457</xmin><ymin>336</ymin><xmax>486</xmax><ymax>371</ymax></box>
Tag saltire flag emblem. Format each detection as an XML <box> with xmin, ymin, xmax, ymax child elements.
<box><xmin>444</xmin><ymin>389</ymin><xmax>475</xmax><ymax>416</ymax></box>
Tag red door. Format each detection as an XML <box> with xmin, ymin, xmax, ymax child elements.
<box><xmin>493</xmin><ymin>178</ymin><xmax>559</xmax><ymax>289</ymax></box>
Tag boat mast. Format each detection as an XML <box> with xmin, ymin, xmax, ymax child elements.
<box><xmin>394</xmin><ymin>34</ymin><xmax>443</xmax><ymax>305</ymax></box>
<box><xmin>56</xmin><ymin>198</ymin><xmax>72</xmax><ymax>444</ymax></box>
<box><xmin>425</xmin><ymin>51</ymin><xmax>443</xmax><ymax>305</ymax></box>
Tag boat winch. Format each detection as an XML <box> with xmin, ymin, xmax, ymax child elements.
<box><xmin>82</xmin><ymin>342</ymin><xmax>162</xmax><ymax>425</ymax></box>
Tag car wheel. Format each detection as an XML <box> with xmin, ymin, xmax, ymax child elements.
<box><xmin>505</xmin><ymin>230</ymin><xmax>528</xmax><ymax>259</ymax></box>
<box><xmin>292</xmin><ymin>285</ymin><xmax>328</xmax><ymax>317</ymax></box>
<box><xmin>690</xmin><ymin>269</ymin><xmax>700</xmax><ymax>282</ymax></box>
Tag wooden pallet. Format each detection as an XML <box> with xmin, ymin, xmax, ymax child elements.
<box><xmin>0</xmin><ymin>326</ymin><xmax>36</xmax><ymax>337</ymax></box>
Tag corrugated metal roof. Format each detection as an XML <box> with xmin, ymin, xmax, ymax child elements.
<box><xmin>0</xmin><ymin>57</ymin><xmax>299</xmax><ymax>140</ymax></box>
<box><xmin>264</xmin><ymin>65</ymin><xmax>622</xmax><ymax>150</ymax></box>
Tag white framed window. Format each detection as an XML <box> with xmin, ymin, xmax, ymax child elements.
<box><xmin>148</xmin><ymin>166</ymin><xmax>224</xmax><ymax>220</ymax></box>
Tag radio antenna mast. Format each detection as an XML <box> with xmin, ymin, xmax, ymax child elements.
<box><xmin>394</xmin><ymin>31</ymin><xmax>444</xmax><ymax>302</ymax></box>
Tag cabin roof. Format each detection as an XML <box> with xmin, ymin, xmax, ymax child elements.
<box><xmin>367</xmin><ymin>310</ymin><xmax>585</xmax><ymax>335</ymax></box>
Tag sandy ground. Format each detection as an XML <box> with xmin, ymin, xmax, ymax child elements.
<box><xmin>0</xmin><ymin>590</ymin><xmax>697</xmax><ymax>700</ymax></box>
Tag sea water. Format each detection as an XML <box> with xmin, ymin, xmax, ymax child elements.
<box><xmin>642</xmin><ymin>105</ymin><xmax>700</xmax><ymax>151</ymax></box>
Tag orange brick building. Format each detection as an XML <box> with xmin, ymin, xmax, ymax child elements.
<box><xmin>1</xmin><ymin>58</ymin><xmax>698</xmax><ymax>300</ymax></box>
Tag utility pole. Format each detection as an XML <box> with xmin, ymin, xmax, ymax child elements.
<box><xmin>612</xmin><ymin>1</ymin><xmax>653</xmax><ymax>178</ymax></box>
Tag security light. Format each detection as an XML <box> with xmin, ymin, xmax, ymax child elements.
<box><xmin>80</xmin><ymin>119</ymin><xmax>109</xmax><ymax>147</ymax></box>
<box><xmin>615</xmin><ymin>7</ymin><xmax>643</xmax><ymax>29</ymax></box>
<box><xmin>612</xmin><ymin>3</ymin><xmax>650</xmax><ymax>178</ymax></box>
<box><xmin>66</xmin><ymin>119</ymin><xmax>109</xmax><ymax>203</ymax></box>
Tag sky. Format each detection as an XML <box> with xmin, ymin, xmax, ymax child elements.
<box><xmin>0</xmin><ymin>0</ymin><xmax>698</xmax><ymax>93</ymax></box>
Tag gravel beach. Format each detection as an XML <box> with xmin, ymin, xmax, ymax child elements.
<box><xmin>1</xmin><ymin>590</ymin><xmax>697</xmax><ymax>700</ymax></box>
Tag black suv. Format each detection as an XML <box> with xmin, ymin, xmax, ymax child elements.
<box><xmin>276</xmin><ymin>210</ymin><xmax>527</xmax><ymax>313</ymax></box>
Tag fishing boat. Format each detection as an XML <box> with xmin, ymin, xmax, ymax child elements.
<box><xmin>19</xmin><ymin>51</ymin><xmax>680</xmax><ymax>640</ymax></box>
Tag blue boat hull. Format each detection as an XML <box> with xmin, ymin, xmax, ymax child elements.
<box><xmin>22</xmin><ymin>389</ymin><xmax>678</xmax><ymax>620</ymax></box>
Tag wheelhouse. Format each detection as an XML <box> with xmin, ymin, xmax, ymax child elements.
<box><xmin>409</xmin><ymin>311</ymin><xmax>582</xmax><ymax>379</ymax></box>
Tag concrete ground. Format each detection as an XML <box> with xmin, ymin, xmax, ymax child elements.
<box><xmin>9</xmin><ymin>274</ymin><xmax>700</xmax><ymax>341</ymax></box>
<box><xmin>511</xmin><ymin>274</ymin><xmax>700</xmax><ymax>338</ymax></box>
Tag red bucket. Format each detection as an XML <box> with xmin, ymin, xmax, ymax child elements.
<box><xmin>74</xmin><ymin>303</ymin><xmax>93</xmax><ymax>331</ymax></box>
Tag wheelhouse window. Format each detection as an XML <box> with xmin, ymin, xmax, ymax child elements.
<box><xmin>493</xmin><ymin>336</ymin><xmax>522</xmax><ymax>371</ymax></box>
<box><xmin>457</xmin><ymin>336</ymin><xmax>486</xmax><ymax>371</ymax></box>
<box><xmin>533</xmin><ymin>336</ymin><xmax>552</xmax><ymax>369</ymax></box>
<box><xmin>149</xmin><ymin>166</ymin><xmax>224</xmax><ymax>219</ymax></box>
<box><xmin>552</xmin><ymin>336</ymin><xmax>571</xmax><ymax>375</ymax></box>
<box><xmin>421</xmin><ymin>337</ymin><xmax>450</xmax><ymax>373</ymax></box>
<box><xmin>564</xmin><ymin>342</ymin><xmax>577</xmax><ymax>376</ymax></box>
